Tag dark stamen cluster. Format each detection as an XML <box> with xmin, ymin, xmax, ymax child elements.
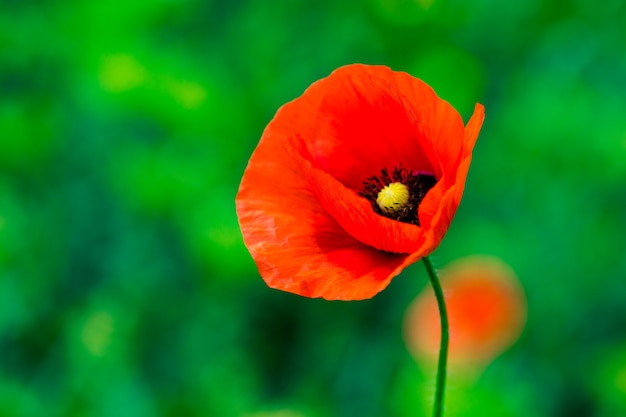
<box><xmin>359</xmin><ymin>166</ymin><xmax>437</xmax><ymax>226</ymax></box>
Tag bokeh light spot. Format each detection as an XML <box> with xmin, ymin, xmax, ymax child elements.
<box><xmin>614</xmin><ymin>365</ymin><xmax>626</xmax><ymax>393</ymax></box>
<box><xmin>415</xmin><ymin>0</ymin><xmax>435</xmax><ymax>10</ymax></box>
<box><xmin>208</xmin><ymin>225</ymin><xmax>239</xmax><ymax>248</ymax></box>
<box><xmin>81</xmin><ymin>311</ymin><xmax>115</xmax><ymax>357</ymax></box>
<box><xmin>371</xmin><ymin>0</ymin><xmax>437</xmax><ymax>25</ymax></box>
<box><xmin>246</xmin><ymin>410</ymin><xmax>306</xmax><ymax>417</ymax></box>
<box><xmin>162</xmin><ymin>78</ymin><xmax>207</xmax><ymax>109</ymax></box>
<box><xmin>99</xmin><ymin>54</ymin><xmax>147</xmax><ymax>93</ymax></box>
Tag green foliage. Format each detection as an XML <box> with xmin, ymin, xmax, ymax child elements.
<box><xmin>1</xmin><ymin>0</ymin><xmax>625</xmax><ymax>416</ymax></box>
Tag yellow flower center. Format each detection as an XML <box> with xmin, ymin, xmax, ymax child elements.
<box><xmin>376</xmin><ymin>182</ymin><xmax>410</xmax><ymax>215</ymax></box>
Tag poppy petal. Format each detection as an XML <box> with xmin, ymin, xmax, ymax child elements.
<box><xmin>237</xmin><ymin>64</ymin><xmax>485</xmax><ymax>300</ymax></box>
<box><xmin>263</xmin><ymin>64</ymin><xmax>465</xmax><ymax>191</ymax></box>
<box><xmin>237</xmin><ymin>133</ymin><xmax>410</xmax><ymax>300</ymax></box>
<box><xmin>463</xmin><ymin>103</ymin><xmax>485</xmax><ymax>154</ymax></box>
<box><xmin>415</xmin><ymin>103</ymin><xmax>485</xmax><ymax>231</ymax></box>
<box><xmin>389</xmin><ymin>69</ymin><xmax>467</xmax><ymax>185</ymax></box>
<box><xmin>291</xmin><ymin>140</ymin><xmax>428</xmax><ymax>254</ymax></box>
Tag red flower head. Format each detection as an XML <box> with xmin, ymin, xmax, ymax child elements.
<box><xmin>236</xmin><ymin>64</ymin><xmax>484</xmax><ymax>300</ymax></box>
<box><xmin>404</xmin><ymin>255</ymin><xmax>527</xmax><ymax>368</ymax></box>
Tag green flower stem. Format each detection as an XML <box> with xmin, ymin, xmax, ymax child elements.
<box><xmin>422</xmin><ymin>256</ymin><xmax>449</xmax><ymax>417</ymax></box>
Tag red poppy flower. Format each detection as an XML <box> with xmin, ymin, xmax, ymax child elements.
<box><xmin>236</xmin><ymin>64</ymin><xmax>484</xmax><ymax>300</ymax></box>
<box><xmin>404</xmin><ymin>256</ymin><xmax>526</xmax><ymax>368</ymax></box>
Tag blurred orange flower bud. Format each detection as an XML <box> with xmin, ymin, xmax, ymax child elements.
<box><xmin>404</xmin><ymin>255</ymin><xmax>527</xmax><ymax>370</ymax></box>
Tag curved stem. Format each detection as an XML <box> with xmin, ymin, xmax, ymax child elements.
<box><xmin>422</xmin><ymin>256</ymin><xmax>449</xmax><ymax>417</ymax></box>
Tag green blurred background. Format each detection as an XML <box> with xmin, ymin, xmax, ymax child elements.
<box><xmin>1</xmin><ymin>0</ymin><xmax>626</xmax><ymax>416</ymax></box>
